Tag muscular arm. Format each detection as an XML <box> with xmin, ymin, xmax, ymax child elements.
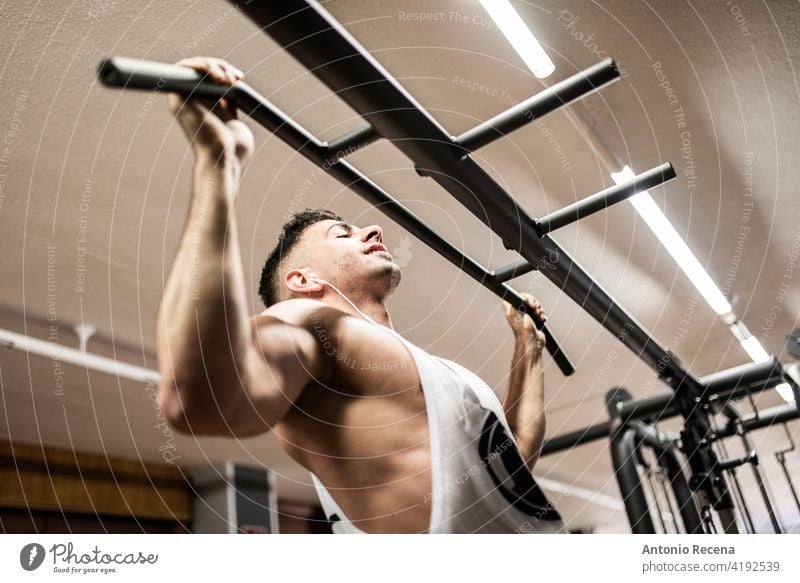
<box><xmin>154</xmin><ymin>57</ymin><xmax>325</xmax><ymax>436</ymax></box>
<box><xmin>502</xmin><ymin>335</ymin><xmax>546</xmax><ymax>472</ymax></box>
<box><xmin>501</xmin><ymin>294</ymin><xmax>548</xmax><ymax>472</ymax></box>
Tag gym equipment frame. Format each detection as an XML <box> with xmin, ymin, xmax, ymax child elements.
<box><xmin>97</xmin><ymin>0</ymin><xmax>800</xmax><ymax>533</ymax></box>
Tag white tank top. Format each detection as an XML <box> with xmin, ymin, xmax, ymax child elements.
<box><xmin>309</xmin><ymin>323</ymin><xmax>566</xmax><ymax>534</ymax></box>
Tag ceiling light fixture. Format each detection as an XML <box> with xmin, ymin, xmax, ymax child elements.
<box><xmin>480</xmin><ymin>0</ymin><xmax>555</xmax><ymax>79</ymax></box>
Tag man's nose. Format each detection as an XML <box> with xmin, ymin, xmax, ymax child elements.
<box><xmin>360</xmin><ymin>225</ymin><xmax>383</xmax><ymax>243</ymax></box>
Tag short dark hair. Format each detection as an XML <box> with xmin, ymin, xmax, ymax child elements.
<box><xmin>258</xmin><ymin>208</ymin><xmax>342</xmax><ymax>308</ymax></box>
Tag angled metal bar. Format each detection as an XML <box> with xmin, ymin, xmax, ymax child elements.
<box><xmin>536</xmin><ymin>163</ymin><xmax>676</xmax><ymax>235</ymax></box>
<box><xmin>324</xmin><ymin>124</ymin><xmax>379</xmax><ymax>157</ymax></box>
<box><xmin>455</xmin><ymin>58</ymin><xmax>621</xmax><ymax>152</ymax></box>
<box><xmin>540</xmin><ymin>420</ymin><xmax>611</xmax><ymax>456</ymax></box>
<box><xmin>491</xmin><ymin>258</ymin><xmax>535</xmax><ymax>284</ymax></box>
<box><xmin>229</xmin><ymin>0</ymin><xmax>697</xmax><ymax>388</ymax></box>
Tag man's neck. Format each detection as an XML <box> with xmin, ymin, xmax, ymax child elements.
<box><xmin>323</xmin><ymin>291</ymin><xmax>393</xmax><ymax>328</ymax></box>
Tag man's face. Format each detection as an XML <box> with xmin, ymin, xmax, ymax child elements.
<box><xmin>296</xmin><ymin>219</ymin><xmax>402</xmax><ymax>297</ymax></box>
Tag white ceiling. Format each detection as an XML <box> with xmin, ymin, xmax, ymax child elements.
<box><xmin>1</xmin><ymin>0</ymin><xmax>799</xmax><ymax>532</ymax></box>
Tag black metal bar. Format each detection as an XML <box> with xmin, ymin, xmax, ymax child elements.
<box><xmin>715</xmin><ymin>435</ymin><xmax>756</xmax><ymax>533</ymax></box>
<box><xmin>324</xmin><ymin>124</ymin><xmax>379</xmax><ymax>157</ymax></box>
<box><xmin>777</xmin><ymin>453</ymin><xmax>800</xmax><ymax>515</ymax></box>
<box><xmin>714</xmin><ymin>403</ymin><xmax>800</xmax><ymax>439</ymax></box>
<box><xmin>616</xmin><ymin>392</ymin><xmax>680</xmax><ymax>422</ymax></box>
<box><xmin>98</xmin><ymin>56</ymin><xmax>232</xmax><ymax>97</ymax></box>
<box><xmin>98</xmin><ymin>54</ymin><xmax>575</xmax><ymax>375</ymax></box>
<box><xmin>536</xmin><ymin>163</ymin><xmax>676</xmax><ymax>235</ymax></box>
<box><xmin>492</xmin><ymin>258</ymin><xmax>535</xmax><ymax>284</ymax></box>
<box><xmin>540</xmin><ymin>421</ymin><xmax>611</xmax><ymax>456</ymax></box>
<box><xmin>734</xmin><ymin>419</ymin><xmax>784</xmax><ymax>533</ymax></box>
<box><xmin>229</xmin><ymin>0</ymin><xmax>697</xmax><ymax>390</ymax></box>
<box><xmin>630</xmin><ymin>420</ymin><xmax>705</xmax><ymax>534</ymax></box>
<box><xmin>615</xmin><ymin>358</ymin><xmax>790</xmax><ymax>423</ymax></box>
<box><xmin>455</xmin><ymin>58</ymin><xmax>621</xmax><ymax>152</ymax></box>
<box><xmin>655</xmin><ymin>466</ymin><xmax>684</xmax><ymax>533</ymax></box>
<box><xmin>610</xmin><ymin>422</ymin><xmax>656</xmax><ymax>533</ymax></box>
<box><xmin>775</xmin><ymin>424</ymin><xmax>800</xmax><ymax>515</ymax></box>
<box><xmin>704</xmin><ymin>357</ymin><xmax>784</xmax><ymax>396</ymax></box>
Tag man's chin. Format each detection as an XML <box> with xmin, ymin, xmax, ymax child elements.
<box><xmin>388</xmin><ymin>265</ymin><xmax>402</xmax><ymax>294</ymax></box>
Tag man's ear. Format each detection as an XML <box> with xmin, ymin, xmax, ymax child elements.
<box><xmin>285</xmin><ymin>269</ymin><xmax>324</xmax><ymax>295</ymax></box>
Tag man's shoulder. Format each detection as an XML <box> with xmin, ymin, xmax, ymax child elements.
<box><xmin>253</xmin><ymin>299</ymin><xmax>357</xmax><ymax>334</ymax></box>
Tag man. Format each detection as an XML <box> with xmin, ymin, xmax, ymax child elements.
<box><xmin>156</xmin><ymin>56</ymin><xmax>565</xmax><ymax>534</ymax></box>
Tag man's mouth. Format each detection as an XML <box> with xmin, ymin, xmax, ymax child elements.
<box><xmin>365</xmin><ymin>243</ymin><xmax>391</xmax><ymax>258</ymax></box>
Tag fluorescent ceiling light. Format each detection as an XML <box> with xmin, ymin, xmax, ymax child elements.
<box><xmin>611</xmin><ymin>166</ymin><xmax>732</xmax><ymax>315</ymax></box>
<box><xmin>739</xmin><ymin>335</ymin><xmax>771</xmax><ymax>363</ymax></box>
<box><xmin>610</xmin><ymin>166</ymin><xmax>793</xmax><ymax>403</ymax></box>
<box><xmin>730</xmin><ymin>323</ymin><xmax>794</xmax><ymax>402</ymax></box>
<box><xmin>480</xmin><ymin>0</ymin><xmax>555</xmax><ymax>79</ymax></box>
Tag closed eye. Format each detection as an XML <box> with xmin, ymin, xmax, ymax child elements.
<box><xmin>336</xmin><ymin>234</ymin><xmax>349</xmax><ymax>238</ymax></box>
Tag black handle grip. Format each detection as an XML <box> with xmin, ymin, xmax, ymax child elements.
<box><xmin>98</xmin><ymin>56</ymin><xmax>233</xmax><ymax>99</ymax></box>
<box><xmin>512</xmin><ymin>294</ymin><xmax>575</xmax><ymax>377</ymax></box>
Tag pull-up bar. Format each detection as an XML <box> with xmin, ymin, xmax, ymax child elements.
<box><xmin>223</xmin><ymin>0</ymin><xmax>697</xmax><ymax>388</ymax></box>
<box><xmin>99</xmin><ymin>56</ymin><xmax>599</xmax><ymax>375</ymax></box>
<box><xmin>454</xmin><ymin>58</ymin><xmax>621</xmax><ymax>153</ymax></box>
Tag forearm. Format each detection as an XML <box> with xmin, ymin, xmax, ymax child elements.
<box><xmin>502</xmin><ymin>335</ymin><xmax>546</xmax><ymax>470</ymax></box>
<box><xmin>156</xmin><ymin>154</ymin><xmax>252</xmax><ymax>422</ymax></box>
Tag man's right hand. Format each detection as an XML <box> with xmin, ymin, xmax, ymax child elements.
<box><xmin>168</xmin><ymin>56</ymin><xmax>255</xmax><ymax>166</ymax></box>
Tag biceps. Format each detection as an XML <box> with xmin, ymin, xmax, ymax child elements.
<box><xmin>230</xmin><ymin>324</ymin><xmax>325</xmax><ymax>436</ymax></box>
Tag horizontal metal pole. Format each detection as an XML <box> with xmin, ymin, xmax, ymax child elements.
<box><xmin>492</xmin><ymin>258</ymin><xmax>535</xmax><ymax>283</ymax></box>
<box><xmin>455</xmin><ymin>58</ymin><xmax>621</xmax><ymax>153</ymax></box>
<box><xmin>99</xmin><ymin>56</ymin><xmax>231</xmax><ymax>97</ymax></box>
<box><xmin>615</xmin><ymin>358</ymin><xmax>790</xmax><ymax>422</ymax></box>
<box><xmin>714</xmin><ymin>403</ymin><xmax>800</xmax><ymax>439</ymax></box>
<box><xmin>540</xmin><ymin>421</ymin><xmax>611</xmax><ymax>456</ymax></box>
<box><xmin>536</xmin><ymin>163</ymin><xmax>676</xmax><ymax>235</ymax></box>
<box><xmin>98</xmin><ymin>55</ymin><xmax>574</xmax><ymax>375</ymax></box>
<box><xmin>232</xmin><ymin>0</ymin><xmax>697</xmax><ymax>389</ymax></box>
<box><xmin>324</xmin><ymin>124</ymin><xmax>380</xmax><ymax>157</ymax></box>
<box><xmin>703</xmin><ymin>357</ymin><xmax>784</xmax><ymax>395</ymax></box>
<box><xmin>0</xmin><ymin>328</ymin><xmax>159</xmax><ymax>384</ymax></box>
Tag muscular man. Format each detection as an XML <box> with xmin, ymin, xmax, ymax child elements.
<box><xmin>156</xmin><ymin>57</ymin><xmax>565</xmax><ymax>534</ymax></box>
